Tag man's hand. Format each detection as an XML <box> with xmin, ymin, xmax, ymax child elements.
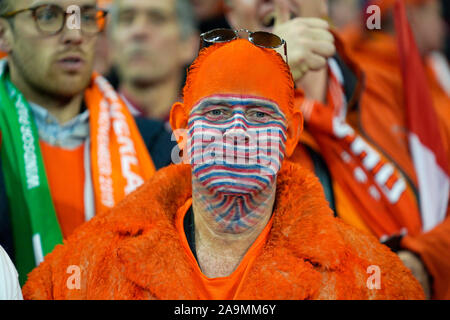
<box><xmin>272</xmin><ymin>0</ymin><xmax>335</xmax><ymax>82</ymax></box>
<box><xmin>397</xmin><ymin>250</ymin><xmax>431</xmax><ymax>299</ymax></box>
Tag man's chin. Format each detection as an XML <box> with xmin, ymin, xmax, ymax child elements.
<box><xmin>47</xmin><ymin>75</ymin><xmax>92</xmax><ymax>97</ymax></box>
<box><xmin>201</xmin><ymin>181</ymin><xmax>265</xmax><ymax>198</ymax></box>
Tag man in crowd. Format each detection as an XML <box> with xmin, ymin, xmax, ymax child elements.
<box><xmin>224</xmin><ymin>0</ymin><xmax>449</xmax><ymax>299</ymax></box>
<box><xmin>23</xmin><ymin>38</ymin><xmax>423</xmax><ymax>299</ymax></box>
<box><xmin>0</xmin><ymin>0</ymin><xmax>174</xmax><ymax>285</ymax></box>
<box><xmin>108</xmin><ymin>0</ymin><xmax>198</xmax><ymax>121</ymax></box>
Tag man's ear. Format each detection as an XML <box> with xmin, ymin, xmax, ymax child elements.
<box><xmin>170</xmin><ymin>102</ymin><xmax>189</xmax><ymax>150</ymax></box>
<box><xmin>284</xmin><ymin>110</ymin><xmax>303</xmax><ymax>157</ymax></box>
<box><xmin>0</xmin><ymin>19</ymin><xmax>13</xmax><ymax>53</ymax></box>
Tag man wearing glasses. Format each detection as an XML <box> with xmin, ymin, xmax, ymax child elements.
<box><xmin>0</xmin><ymin>0</ymin><xmax>172</xmax><ymax>285</ymax></box>
<box><xmin>23</xmin><ymin>38</ymin><xmax>423</xmax><ymax>300</ymax></box>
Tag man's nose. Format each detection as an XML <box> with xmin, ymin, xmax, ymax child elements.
<box><xmin>129</xmin><ymin>15</ymin><xmax>153</xmax><ymax>42</ymax></box>
<box><xmin>61</xmin><ymin>25</ymin><xmax>83</xmax><ymax>46</ymax></box>
<box><xmin>223</xmin><ymin>114</ymin><xmax>251</xmax><ymax>144</ymax></box>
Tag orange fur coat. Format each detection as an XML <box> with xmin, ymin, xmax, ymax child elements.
<box><xmin>23</xmin><ymin>161</ymin><xmax>424</xmax><ymax>299</ymax></box>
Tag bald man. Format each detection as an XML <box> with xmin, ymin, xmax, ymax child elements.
<box><xmin>23</xmin><ymin>38</ymin><xmax>423</xmax><ymax>300</ymax></box>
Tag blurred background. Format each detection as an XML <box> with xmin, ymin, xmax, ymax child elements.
<box><xmin>1</xmin><ymin>0</ymin><xmax>447</xmax><ymax>88</ymax></box>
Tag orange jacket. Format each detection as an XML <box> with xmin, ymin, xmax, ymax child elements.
<box><xmin>23</xmin><ymin>162</ymin><xmax>424</xmax><ymax>300</ymax></box>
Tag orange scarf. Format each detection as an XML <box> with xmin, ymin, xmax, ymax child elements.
<box><xmin>85</xmin><ymin>74</ymin><xmax>155</xmax><ymax>214</ymax></box>
<box><xmin>297</xmin><ymin>66</ymin><xmax>422</xmax><ymax>239</ymax></box>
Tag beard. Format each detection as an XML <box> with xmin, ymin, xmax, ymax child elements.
<box><xmin>10</xmin><ymin>48</ymin><xmax>93</xmax><ymax>99</ymax></box>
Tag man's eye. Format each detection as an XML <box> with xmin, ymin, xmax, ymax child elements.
<box><xmin>37</xmin><ymin>10</ymin><xmax>58</xmax><ymax>21</ymax></box>
<box><xmin>82</xmin><ymin>12</ymin><xmax>96</xmax><ymax>22</ymax></box>
<box><xmin>118</xmin><ymin>12</ymin><xmax>135</xmax><ymax>25</ymax></box>
<box><xmin>148</xmin><ymin>13</ymin><xmax>168</xmax><ymax>25</ymax></box>
<box><xmin>207</xmin><ymin>109</ymin><xmax>224</xmax><ymax>117</ymax></box>
<box><xmin>248</xmin><ymin>110</ymin><xmax>270</xmax><ymax>121</ymax></box>
<box><xmin>204</xmin><ymin>108</ymin><xmax>230</xmax><ymax>120</ymax></box>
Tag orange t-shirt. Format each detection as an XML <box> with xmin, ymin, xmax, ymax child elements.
<box><xmin>175</xmin><ymin>198</ymin><xmax>274</xmax><ymax>300</ymax></box>
<box><xmin>40</xmin><ymin>141</ymin><xmax>86</xmax><ymax>239</ymax></box>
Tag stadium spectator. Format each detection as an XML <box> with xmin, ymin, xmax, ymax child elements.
<box><xmin>0</xmin><ymin>0</ymin><xmax>174</xmax><ymax>285</ymax></box>
<box><xmin>23</xmin><ymin>39</ymin><xmax>424</xmax><ymax>299</ymax></box>
<box><xmin>108</xmin><ymin>0</ymin><xmax>198</xmax><ymax>122</ymax></box>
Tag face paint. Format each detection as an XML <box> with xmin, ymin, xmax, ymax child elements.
<box><xmin>187</xmin><ymin>94</ymin><xmax>288</xmax><ymax>233</ymax></box>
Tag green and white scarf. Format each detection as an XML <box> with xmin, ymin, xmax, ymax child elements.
<box><xmin>0</xmin><ymin>60</ymin><xmax>63</xmax><ymax>285</ymax></box>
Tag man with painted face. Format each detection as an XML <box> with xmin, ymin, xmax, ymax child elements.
<box><xmin>23</xmin><ymin>39</ymin><xmax>423</xmax><ymax>299</ymax></box>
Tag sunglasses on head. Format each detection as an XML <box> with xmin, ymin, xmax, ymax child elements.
<box><xmin>199</xmin><ymin>28</ymin><xmax>288</xmax><ymax>63</ymax></box>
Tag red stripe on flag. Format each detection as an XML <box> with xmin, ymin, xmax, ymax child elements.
<box><xmin>394</xmin><ymin>0</ymin><xmax>449</xmax><ymax>175</ymax></box>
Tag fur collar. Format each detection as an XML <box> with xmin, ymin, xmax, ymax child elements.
<box><xmin>110</xmin><ymin>161</ymin><xmax>354</xmax><ymax>299</ymax></box>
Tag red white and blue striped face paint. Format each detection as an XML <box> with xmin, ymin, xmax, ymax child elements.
<box><xmin>187</xmin><ymin>94</ymin><xmax>288</xmax><ymax>232</ymax></box>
